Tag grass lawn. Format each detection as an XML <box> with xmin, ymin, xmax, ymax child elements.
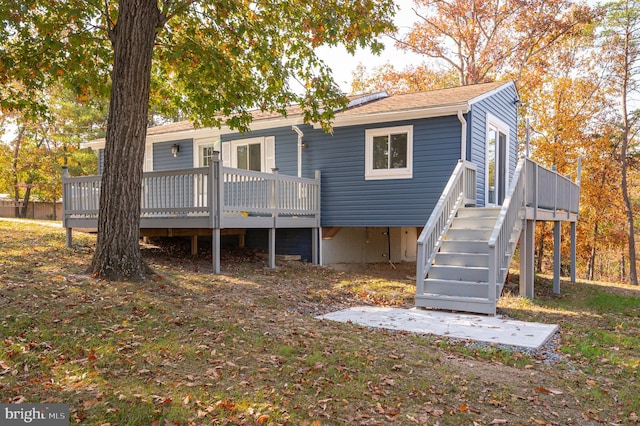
<box><xmin>0</xmin><ymin>219</ymin><xmax>638</xmax><ymax>425</ymax></box>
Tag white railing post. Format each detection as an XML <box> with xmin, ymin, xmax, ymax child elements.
<box><xmin>206</xmin><ymin>151</ymin><xmax>224</xmax><ymax>228</ymax></box>
<box><xmin>416</xmin><ymin>243</ymin><xmax>426</xmax><ymax>296</ymax></box>
<box><xmin>315</xmin><ymin>170</ymin><xmax>321</xmax><ymax>228</ymax></box>
<box><xmin>488</xmin><ymin>245</ymin><xmax>497</xmax><ymax>313</ymax></box>
<box><xmin>272</xmin><ymin>168</ymin><xmax>280</xmax><ymax>228</ymax></box>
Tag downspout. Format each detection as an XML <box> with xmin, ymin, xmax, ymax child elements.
<box><xmin>457</xmin><ymin>110</ymin><xmax>467</xmax><ymax>161</ymax></box>
<box><xmin>292</xmin><ymin>125</ymin><xmax>304</xmax><ymax>178</ymax></box>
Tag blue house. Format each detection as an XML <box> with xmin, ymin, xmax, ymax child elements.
<box><xmin>70</xmin><ymin>81</ymin><xmax>580</xmax><ymax>314</ymax></box>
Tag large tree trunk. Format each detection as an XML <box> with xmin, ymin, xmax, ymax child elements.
<box><xmin>90</xmin><ymin>0</ymin><xmax>163</xmax><ymax>280</ymax></box>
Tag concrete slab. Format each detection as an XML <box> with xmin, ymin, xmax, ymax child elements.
<box><xmin>317</xmin><ymin>307</ymin><xmax>558</xmax><ymax>349</ymax></box>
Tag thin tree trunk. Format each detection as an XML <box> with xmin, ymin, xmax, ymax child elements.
<box><xmin>618</xmin><ymin>0</ymin><xmax>638</xmax><ymax>285</ymax></box>
<box><xmin>90</xmin><ymin>0</ymin><xmax>163</xmax><ymax>280</ymax></box>
<box><xmin>11</xmin><ymin>128</ymin><xmax>24</xmax><ymax>218</ymax></box>
<box><xmin>620</xmin><ymin>140</ymin><xmax>637</xmax><ymax>285</ymax></box>
<box><xmin>19</xmin><ymin>186</ymin><xmax>31</xmax><ymax>218</ymax></box>
<box><xmin>588</xmin><ymin>221</ymin><xmax>599</xmax><ymax>281</ymax></box>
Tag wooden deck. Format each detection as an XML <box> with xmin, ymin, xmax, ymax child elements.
<box><xmin>62</xmin><ymin>158</ymin><xmax>321</xmax><ymax>272</ymax></box>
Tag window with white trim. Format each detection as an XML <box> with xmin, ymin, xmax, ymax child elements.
<box><xmin>222</xmin><ymin>136</ymin><xmax>276</xmax><ymax>172</ymax></box>
<box><xmin>201</xmin><ymin>145</ymin><xmax>217</xmax><ymax>166</ymax></box>
<box><xmin>194</xmin><ymin>138</ymin><xmax>220</xmax><ymax>168</ymax></box>
<box><xmin>365</xmin><ymin>125</ymin><xmax>413</xmax><ymax>180</ymax></box>
<box><xmin>485</xmin><ymin>113</ymin><xmax>510</xmax><ymax>206</ymax></box>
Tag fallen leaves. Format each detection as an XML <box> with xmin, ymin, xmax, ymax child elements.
<box><xmin>1</xmin><ymin>222</ymin><xmax>639</xmax><ymax>425</ymax></box>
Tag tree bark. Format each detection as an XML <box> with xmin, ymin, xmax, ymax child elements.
<box><xmin>90</xmin><ymin>0</ymin><xmax>163</xmax><ymax>280</ymax></box>
<box><xmin>588</xmin><ymin>221</ymin><xmax>599</xmax><ymax>281</ymax></box>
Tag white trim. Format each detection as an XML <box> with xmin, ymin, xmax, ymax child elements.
<box><xmin>365</xmin><ymin>125</ymin><xmax>413</xmax><ymax>180</ymax></box>
<box><xmin>469</xmin><ymin>81</ymin><xmax>517</xmax><ymax>106</ymax></box>
<box><xmin>221</xmin><ymin>116</ymin><xmax>304</xmax><ymax>133</ymax></box>
<box><xmin>457</xmin><ymin>110</ymin><xmax>467</xmax><ymax>161</ymax></box>
<box><xmin>227</xmin><ymin>136</ymin><xmax>275</xmax><ymax>172</ymax></box>
<box><xmin>193</xmin><ymin>137</ymin><xmax>220</xmax><ymax>167</ymax></box>
<box><xmin>485</xmin><ymin>112</ymin><xmax>511</xmax><ymax>206</ymax></box>
<box><xmin>143</xmin><ymin>143</ymin><xmax>153</xmax><ymax>172</ymax></box>
<box><xmin>314</xmin><ymin>104</ymin><xmax>469</xmax><ymax>129</ymax></box>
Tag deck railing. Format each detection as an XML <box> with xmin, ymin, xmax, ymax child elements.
<box><xmin>62</xmin><ymin>158</ymin><xmax>320</xmax><ymax>229</ymax></box>
<box><xmin>487</xmin><ymin>157</ymin><xmax>527</xmax><ymax>308</ymax></box>
<box><xmin>416</xmin><ymin>160</ymin><xmax>477</xmax><ymax>294</ymax></box>
<box><xmin>416</xmin><ymin>156</ymin><xmax>581</xmax><ymax>312</ymax></box>
<box><xmin>524</xmin><ymin>158</ymin><xmax>580</xmax><ymax>218</ymax></box>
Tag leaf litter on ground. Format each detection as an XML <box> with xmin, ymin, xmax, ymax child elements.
<box><xmin>0</xmin><ymin>219</ymin><xmax>638</xmax><ymax>425</ymax></box>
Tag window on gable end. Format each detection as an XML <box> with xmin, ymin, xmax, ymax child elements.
<box><xmin>365</xmin><ymin>125</ymin><xmax>413</xmax><ymax>180</ymax></box>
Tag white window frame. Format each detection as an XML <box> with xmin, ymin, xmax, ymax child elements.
<box><xmin>365</xmin><ymin>125</ymin><xmax>413</xmax><ymax>180</ymax></box>
<box><xmin>193</xmin><ymin>138</ymin><xmax>220</xmax><ymax>168</ymax></box>
<box><xmin>485</xmin><ymin>113</ymin><xmax>510</xmax><ymax>206</ymax></box>
<box><xmin>222</xmin><ymin>136</ymin><xmax>275</xmax><ymax>172</ymax></box>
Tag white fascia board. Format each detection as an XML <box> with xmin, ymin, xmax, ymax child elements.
<box><xmin>219</xmin><ymin>116</ymin><xmax>305</xmax><ymax>134</ymax></box>
<box><xmin>82</xmin><ymin>115</ymin><xmax>305</xmax><ymax>150</ymax></box>
<box><xmin>469</xmin><ymin>81</ymin><xmax>518</xmax><ymax>106</ymax></box>
<box><xmin>312</xmin><ymin>104</ymin><xmax>470</xmax><ymax>129</ymax></box>
<box><xmin>82</xmin><ymin>127</ymin><xmax>222</xmax><ymax>151</ymax></box>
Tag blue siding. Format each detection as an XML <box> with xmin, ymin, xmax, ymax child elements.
<box><xmin>152</xmin><ymin>139</ymin><xmax>194</xmax><ymax>171</ymax></box>
<box><xmin>468</xmin><ymin>83</ymin><xmax>519</xmax><ymax>206</ymax></box>
<box><xmin>221</xmin><ymin>128</ymin><xmax>299</xmax><ymax>175</ymax></box>
<box><xmin>224</xmin><ymin>118</ymin><xmax>462</xmax><ymax>227</ymax></box>
<box><xmin>245</xmin><ymin>228</ymin><xmax>312</xmax><ymax>261</ymax></box>
<box><xmin>220</xmin><ymin>85</ymin><xmax>518</xmax><ymax>228</ymax></box>
<box><xmin>308</xmin><ymin>117</ymin><xmax>462</xmax><ymax>227</ymax></box>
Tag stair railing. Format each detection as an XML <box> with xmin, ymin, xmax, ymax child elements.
<box><xmin>416</xmin><ymin>160</ymin><xmax>477</xmax><ymax>295</ymax></box>
<box><xmin>487</xmin><ymin>157</ymin><xmax>527</xmax><ymax>309</ymax></box>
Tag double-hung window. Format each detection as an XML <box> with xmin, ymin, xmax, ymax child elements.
<box><xmin>365</xmin><ymin>125</ymin><xmax>413</xmax><ymax>180</ymax></box>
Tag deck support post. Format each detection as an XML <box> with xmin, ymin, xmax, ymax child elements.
<box><xmin>520</xmin><ymin>219</ymin><xmax>535</xmax><ymax>298</ymax></box>
<box><xmin>268</xmin><ymin>228</ymin><xmax>276</xmax><ymax>269</ymax></box>
<box><xmin>553</xmin><ymin>221</ymin><xmax>561</xmax><ymax>294</ymax></box>
<box><xmin>212</xmin><ymin>229</ymin><xmax>220</xmax><ymax>274</ymax></box>
<box><xmin>65</xmin><ymin>228</ymin><xmax>72</xmax><ymax>248</ymax></box>
<box><xmin>191</xmin><ymin>236</ymin><xmax>198</xmax><ymax>256</ymax></box>
<box><xmin>312</xmin><ymin>228</ymin><xmax>319</xmax><ymax>265</ymax></box>
<box><xmin>570</xmin><ymin>221</ymin><xmax>577</xmax><ymax>282</ymax></box>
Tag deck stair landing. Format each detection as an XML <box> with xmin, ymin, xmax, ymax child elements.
<box><xmin>416</xmin><ymin>207</ymin><xmax>519</xmax><ymax>315</ymax></box>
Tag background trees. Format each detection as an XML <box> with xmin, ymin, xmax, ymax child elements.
<box><xmin>351</xmin><ymin>0</ymin><xmax>638</xmax><ymax>284</ymax></box>
<box><xmin>600</xmin><ymin>0</ymin><xmax>640</xmax><ymax>285</ymax></box>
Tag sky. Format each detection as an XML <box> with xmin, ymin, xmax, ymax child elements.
<box><xmin>315</xmin><ymin>0</ymin><xmax>423</xmax><ymax>93</ymax></box>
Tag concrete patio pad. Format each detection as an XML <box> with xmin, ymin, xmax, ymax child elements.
<box><xmin>317</xmin><ymin>307</ymin><xmax>558</xmax><ymax>349</ymax></box>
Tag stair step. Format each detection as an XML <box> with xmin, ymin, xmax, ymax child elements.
<box><xmin>451</xmin><ymin>217</ymin><xmax>496</xmax><ymax>230</ymax></box>
<box><xmin>446</xmin><ymin>228</ymin><xmax>492</xmax><ymax>241</ymax></box>
<box><xmin>434</xmin><ymin>252</ymin><xmax>488</xmax><ymax>267</ymax></box>
<box><xmin>456</xmin><ymin>207</ymin><xmax>501</xmax><ymax>219</ymax></box>
<box><xmin>415</xmin><ymin>294</ymin><xmax>497</xmax><ymax>315</ymax></box>
<box><xmin>429</xmin><ymin>265</ymin><xmax>488</xmax><ymax>282</ymax></box>
<box><xmin>423</xmin><ymin>279</ymin><xmax>501</xmax><ymax>298</ymax></box>
<box><xmin>440</xmin><ymin>240</ymin><xmax>489</xmax><ymax>254</ymax></box>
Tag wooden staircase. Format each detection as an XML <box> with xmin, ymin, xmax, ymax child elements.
<box><xmin>415</xmin><ymin>207</ymin><xmax>521</xmax><ymax>315</ymax></box>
